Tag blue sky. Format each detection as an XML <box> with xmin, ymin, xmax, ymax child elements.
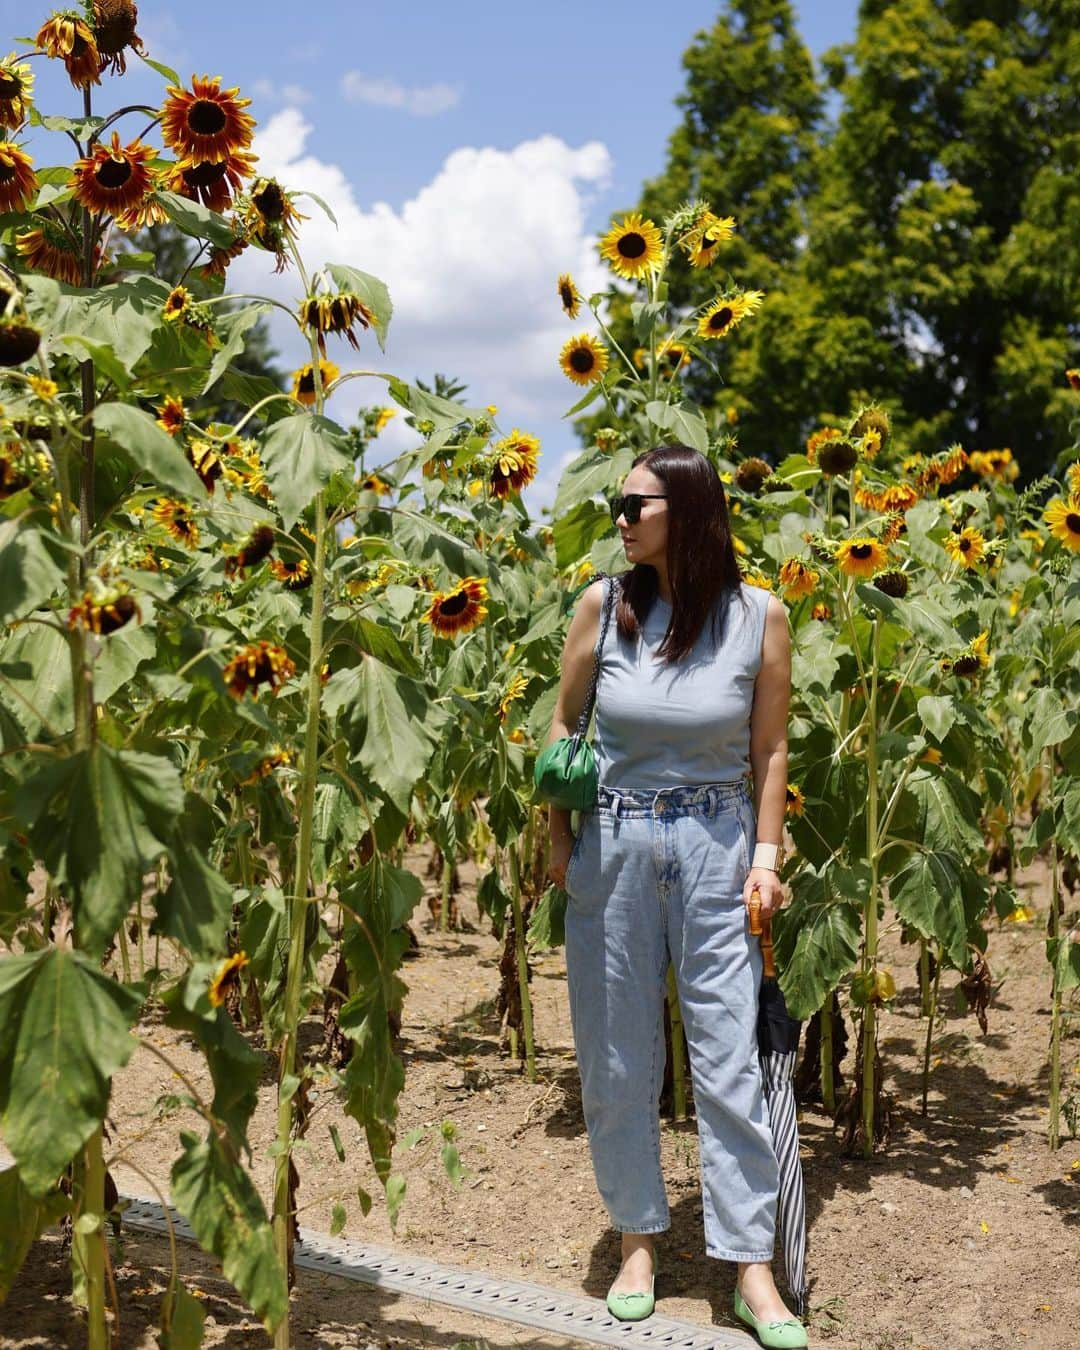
<box><xmin>7</xmin><ymin>0</ymin><xmax>859</xmax><ymax>508</ymax></box>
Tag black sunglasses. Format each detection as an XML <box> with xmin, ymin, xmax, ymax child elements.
<box><xmin>609</xmin><ymin>493</ymin><xmax>668</xmax><ymax>526</ymax></box>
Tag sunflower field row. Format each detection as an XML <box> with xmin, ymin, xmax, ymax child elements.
<box><xmin>0</xmin><ymin>7</ymin><xmax>1078</xmax><ymax>1349</ymax></box>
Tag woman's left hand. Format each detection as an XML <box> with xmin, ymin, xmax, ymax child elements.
<box><xmin>743</xmin><ymin>866</ymin><xmax>784</xmax><ymax>920</ymax></box>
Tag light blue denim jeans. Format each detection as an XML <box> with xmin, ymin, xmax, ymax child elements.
<box><xmin>563</xmin><ymin>779</ymin><xmax>779</xmax><ymax>1263</ymax></box>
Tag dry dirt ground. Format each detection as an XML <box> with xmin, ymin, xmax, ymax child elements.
<box><xmin>2</xmin><ymin>852</ymin><xmax>1078</xmax><ymax>1350</ymax></box>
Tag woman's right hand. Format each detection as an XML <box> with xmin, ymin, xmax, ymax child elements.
<box><xmin>548</xmin><ymin>833</ymin><xmax>575</xmax><ymax>887</ymax></box>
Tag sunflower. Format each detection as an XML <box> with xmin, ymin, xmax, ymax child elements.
<box><xmin>873</xmin><ymin>569</ymin><xmax>909</xmax><ymax>598</ymax></box>
<box><xmin>849</xmin><ymin>404</ymin><xmax>891</xmax><ymax>451</ymax></box>
<box><xmin>208</xmin><ymin>951</ymin><xmax>248</xmax><ymax>1006</ymax></box>
<box><xmin>0</xmin><ymin>141</ymin><xmax>36</xmax><ymax>213</ymax></box>
<box><xmin>0</xmin><ymin>55</ymin><xmax>34</xmax><ymax>130</ymax></box>
<box><xmin>735</xmin><ymin>457</ymin><xmax>772</xmax><ymax>493</ymax></box>
<box><xmin>423</xmin><ymin>576</ymin><xmax>489</xmax><ymax>638</ymax></box>
<box><xmin>947</xmin><ymin>630</ymin><xmax>990</xmax><ymax>677</ymax></box>
<box><xmin>166</xmin><ymin>150</ymin><xmax>256</xmax><ymax>213</ymax></box>
<box><xmin>161</xmin><ymin>74</ymin><xmax>254</xmax><ymax>162</ymax></box>
<box><xmin>27</xmin><ymin>375</ymin><xmax>58</xmax><ymax>402</ymax></box>
<box><xmin>238</xmin><ymin>748</ymin><xmax>290</xmax><ymax>787</ymax></box>
<box><xmin>860</xmin><ymin>427</ymin><xmax>882</xmax><ymax>460</ymax></box>
<box><xmin>115</xmin><ymin>191</ymin><xmax>168</xmax><ymax>233</ymax></box>
<box><xmin>0</xmin><ymin>321</ymin><xmax>41</xmax><ymax>367</ymax></box>
<box><xmin>1044</xmin><ymin>496</ymin><xmax>1080</xmax><ymax>551</ymax></box>
<box><xmin>291</xmin><ymin>358</ymin><xmax>340</xmax><ymax>406</ymax></box>
<box><xmin>594</xmin><ymin>427</ymin><xmax>619</xmax><ymax>453</ymax></box>
<box><xmin>1067</xmin><ymin>369</ymin><xmax>1080</xmax><ymax>391</ymax></box>
<box><xmin>943</xmin><ymin>526</ymin><xmax>986</xmax><ymax>568</ymax></box>
<box><xmin>490</xmin><ymin>430</ymin><xmax>540</xmax><ymax>499</ymax></box>
<box><xmin>1066</xmin><ymin>462</ymin><xmax>1080</xmax><ymax>496</ymax></box>
<box><xmin>806</xmin><ymin>427</ymin><xmax>842</xmax><ymax>464</ymax></box>
<box><xmin>155</xmin><ymin>395</ymin><xmax>186</xmax><ymax>435</ymax></box>
<box><xmin>224</xmin><ymin>523</ymin><xmax>275</xmax><ymax>578</ymax></box>
<box><xmin>223</xmin><ymin>641</ymin><xmax>295</xmax><ymax>699</ymax></box>
<box><xmin>35</xmin><ymin>14</ymin><xmax>101</xmax><ymax>87</ymax></box>
<box><xmin>68</xmin><ymin>585</ymin><xmax>139</xmax><ymax>635</ymax></box>
<box><xmin>657</xmin><ymin>340</ymin><xmax>691</xmax><ymax>373</ymax></box>
<box><xmin>498</xmin><ymin>670</ymin><xmax>529</xmax><ymax>721</ymax></box>
<box><xmin>151</xmin><ymin>497</ymin><xmax>198</xmax><ymax>547</ymax></box>
<box><xmin>835</xmin><ymin>537</ymin><xmax>888</xmax><ymax>578</ymax></box>
<box><xmin>298</xmin><ymin>292</ymin><xmax>374</xmax><ymax>354</ymax></box>
<box><xmin>742</xmin><ymin>571</ymin><xmax>774</xmax><ymax>591</ymax></box>
<box><xmin>159</xmin><ymin>286</ymin><xmax>193</xmax><ymax>326</ymax></box>
<box><xmin>374</xmin><ymin>407</ymin><xmax>396</xmax><ymax>434</ymax></box>
<box><xmin>201</xmin><ymin>231</ymin><xmax>248</xmax><ymax>280</ymax></box>
<box><xmin>15</xmin><ymin>223</ymin><xmax>84</xmax><ymax>286</ymax></box>
<box><xmin>785</xmin><ymin>783</ymin><xmax>805</xmax><ymax>816</ymax></box>
<box><xmin>817</xmin><ymin>438</ymin><xmax>859</xmax><ymax>477</ymax></box>
<box><xmin>811</xmin><ymin>602</ymin><xmax>831</xmax><ymax>621</ymax></box>
<box><xmin>357</xmin><ymin>472</ymin><xmax>391</xmax><ymax>495</ymax></box>
<box><xmin>187</xmin><ymin>440</ymin><xmax>222</xmax><ymax>493</ymax></box>
<box><xmin>556</xmin><ymin>272</ymin><xmax>582</xmax><ymax>319</ymax></box>
<box><xmin>967</xmin><ymin>447</ymin><xmax>1017</xmax><ymax>482</ymax></box>
<box><xmin>0</xmin><ymin>441</ymin><xmax>33</xmax><ymax>497</ymax></box>
<box><xmin>92</xmin><ymin>0</ymin><xmax>144</xmax><ymax>75</ymax></box>
<box><xmin>684</xmin><ymin>211</ymin><xmax>735</xmax><ymax>268</ymax></box>
<box><xmin>70</xmin><ymin>131</ymin><xmax>154</xmax><ymax>217</ymax></box>
<box><xmin>599</xmin><ymin>212</ymin><xmax>663</xmax><ymax>281</ymax></box>
<box><xmin>559</xmin><ymin>333</ymin><xmax>609</xmax><ymax>386</ymax></box>
<box><xmin>778</xmin><ymin>557</ymin><xmax>819</xmax><ymax>601</ymax></box>
<box><xmin>269</xmin><ymin>558</ymin><xmax>312</xmax><ymax>590</ymax></box>
<box><xmin>697</xmin><ymin>289</ymin><xmax>764</xmax><ymax>340</ymax></box>
<box><xmin>881</xmin><ymin>512</ymin><xmax>906</xmax><ymax>545</ymax></box>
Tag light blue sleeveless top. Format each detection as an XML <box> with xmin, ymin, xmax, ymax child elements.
<box><xmin>593</xmin><ymin>580</ymin><xmax>770</xmax><ymax>790</ymax></box>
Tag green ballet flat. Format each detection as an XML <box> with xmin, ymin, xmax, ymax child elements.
<box><xmin>605</xmin><ymin>1248</ymin><xmax>657</xmax><ymax>1322</ymax></box>
<box><xmin>733</xmin><ymin>1287</ymin><xmax>808</xmax><ymax>1348</ymax></box>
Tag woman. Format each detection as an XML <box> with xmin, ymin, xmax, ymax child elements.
<box><xmin>546</xmin><ymin>444</ymin><xmax>807</xmax><ymax>1349</ymax></box>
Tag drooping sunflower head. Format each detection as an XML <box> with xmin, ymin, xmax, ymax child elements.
<box><xmin>1043</xmin><ymin>496</ymin><xmax>1080</xmax><ymax>552</ymax></box>
<box><xmin>269</xmin><ymin>558</ymin><xmax>312</xmax><ymax>590</ymax></box>
<box><xmin>735</xmin><ymin>457</ymin><xmax>773</xmax><ymax>494</ymax></box>
<box><xmin>873</xmin><ymin>569</ymin><xmax>909</xmax><ymax>598</ymax></box>
<box><xmin>778</xmin><ymin>557</ymin><xmax>819</xmax><ymax>601</ymax></box>
<box><xmin>785</xmin><ymin>783</ymin><xmax>805</xmax><ymax>816</ymax></box>
<box><xmin>0</xmin><ymin>320</ymin><xmax>41</xmax><ymax>368</ymax></box>
<box><xmin>298</xmin><ymin>292</ymin><xmax>373</xmax><ymax>353</ymax></box>
<box><xmin>35</xmin><ymin>14</ymin><xmax>101</xmax><ymax>87</ymax></box>
<box><xmin>559</xmin><ymin>333</ymin><xmax>609</xmax><ymax>386</ymax></box>
<box><xmin>849</xmin><ymin>403</ymin><xmax>891</xmax><ymax>452</ymax></box>
<box><xmin>16</xmin><ymin>222</ymin><xmax>87</xmax><ymax>286</ymax></box>
<box><xmin>151</xmin><ymin>497</ymin><xmax>199</xmax><ymax>547</ymax></box>
<box><xmin>0</xmin><ymin>141</ymin><xmax>36</xmax><ymax>214</ymax></box>
<box><xmin>186</xmin><ymin>440</ymin><xmax>222</xmax><ymax>494</ymax></box>
<box><xmin>557</xmin><ymin>272</ymin><xmax>582</xmax><ymax>319</ymax></box>
<box><xmin>489</xmin><ymin>430</ymin><xmax>540</xmax><ymax>499</ymax></box>
<box><xmin>423</xmin><ymin>576</ymin><xmax>489</xmax><ymax>638</ymax></box>
<box><xmin>835</xmin><ymin>537</ymin><xmax>888</xmax><ymax>578</ymax></box>
<box><xmin>224</xmin><ymin>523</ymin><xmax>275</xmax><ymax>578</ymax></box>
<box><xmin>599</xmin><ymin>212</ymin><xmax>663</xmax><ymax>281</ymax></box>
<box><xmin>208</xmin><ymin>951</ymin><xmax>248</xmax><ymax>1006</ymax></box>
<box><xmin>805</xmin><ymin>427</ymin><xmax>842</xmax><ymax>464</ymax></box>
<box><xmin>222</xmin><ymin>641</ymin><xmax>295</xmax><ymax>699</ymax></box>
<box><xmin>68</xmin><ymin>584</ymin><xmax>140</xmax><ymax>635</ymax></box>
<box><xmin>1067</xmin><ymin>368</ymin><xmax>1080</xmax><ymax>391</ymax></box>
<box><xmin>498</xmin><ymin>670</ymin><xmax>529</xmax><ymax>722</ymax></box>
<box><xmin>816</xmin><ymin>437</ymin><xmax>859</xmax><ymax>478</ymax></box>
<box><xmin>167</xmin><ymin>149</ymin><xmax>256</xmax><ymax>213</ymax></box>
<box><xmin>943</xmin><ymin>525</ymin><xmax>986</xmax><ymax>569</ymax></box>
<box><xmin>696</xmin><ymin>289</ymin><xmax>764</xmax><ymax>341</ymax></box>
<box><xmin>92</xmin><ymin>0</ymin><xmax>144</xmax><ymax>74</ymax></box>
<box><xmin>161</xmin><ymin>74</ymin><xmax>255</xmax><ymax>162</ymax></box>
<box><xmin>684</xmin><ymin>211</ymin><xmax>735</xmax><ymax>268</ymax></box>
<box><xmin>70</xmin><ymin>131</ymin><xmax>154</xmax><ymax>217</ymax></box>
<box><xmin>949</xmin><ymin>629</ymin><xmax>991</xmax><ymax>677</ymax></box>
<box><xmin>0</xmin><ymin>55</ymin><xmax>34</xmax><ymax>130</ymax></box>
<box><xmin>967</xmin><ymin>447</ymin><xmax>1017</xmax><ymax>482</ymax></box>
<box><xmin>291</xmin><ymin>358</ymin><xmax>340</xmax><ymax>406</ymax></box>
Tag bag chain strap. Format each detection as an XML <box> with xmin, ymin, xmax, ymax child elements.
<box><xmin>572</xmin><ymin>574</ymin><xmax>614</xmax><ymax>741</ymax></box>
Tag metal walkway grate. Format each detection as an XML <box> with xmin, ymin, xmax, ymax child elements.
<box><xmin>121</xmin><ymin>1193</ymin><xmax>750</xmax><ymax>1348</ymax></box>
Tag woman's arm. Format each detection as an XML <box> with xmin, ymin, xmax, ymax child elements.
<box><xmin>545</xmin><ymin>579</ymin><xmax>606</xmax><ymax>885</ymax></box>
<box><xmin>744</xmin><ymin>593</ymin><xmax>791</xmax><ymax>918</ymax></box>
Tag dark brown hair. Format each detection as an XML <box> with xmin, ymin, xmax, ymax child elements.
<box><xmin>614</xmin><ymin>443</ymin><xmax>745</xmax><ymax>663</ymax></box>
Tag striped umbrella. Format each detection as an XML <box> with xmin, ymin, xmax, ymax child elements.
<box><xmin>750</xmin><ymin>895</ymin><xmax>807</xmax><ymax>1317</ymax></box>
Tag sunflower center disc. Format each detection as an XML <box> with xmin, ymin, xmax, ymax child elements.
<box><xmin>619</xmin><ymin>232</ymin><xmax>646</xmax><ymax>259</ymax></box>
<box><xmin>96</xmin><ymin>156</ymin><xmax>133</xmax><ymax>189</ymax></box>
<box><xmin>710</xmin><ymin>308</ymin><xmax>733</xmax><ymax>330</ymax></box>
<box><xmin>852</xmin><ymin>546</ymin><xmax>872</xmax><ymax>559</ymax></box>
<box><xmin>254</xmin><ymin>183</ymin><xmax>285</xmax><ymax>220</ymax></box>
<box><xmin>184</xmin><ymin>159</ymin><xmax>228</xmax><ymax>188</ymax></box>
<box><xmin>440</xmin><ymin>592</ymin><xmax>469</xmax><ymax>617</ymax></box>
<box><xmin>570</xmin><ymin>350</ymin><xmax>595</xmax><ymax>373</ymax></box>
<box><xmin>189</xmin><ymin>98</ymin><xmax>228</xmax><ymax>135</ymax></box>
<box><xmin>1067</xmin><ymin>513</ymin><xmax>1080</xmax><ymax>532</ymax></box>
<box><xmin>0</xmin><ymin>163</ymin><xmax>14</xmax><ymax>184</ymax></box>
<box><xmin>0</xmin><ymin>74</ymin><xmax>20</xmax><ymax>98</ymax></box>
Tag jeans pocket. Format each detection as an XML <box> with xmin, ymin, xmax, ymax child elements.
<box><xmin>735</xmin><ymin>796</ymin><xmax>756</xmax><ymax>874</ymax></box>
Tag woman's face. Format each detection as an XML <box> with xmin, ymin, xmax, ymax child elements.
<box><xmin>615</xmin><ymin>465</ymin><xmax>669</xmax><ymax>571</ymax></box>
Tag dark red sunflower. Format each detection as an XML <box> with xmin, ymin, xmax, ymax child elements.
<box><xmin>70</xmin><ymin>131</ymin><xmax>155</xmax><ymax>217</ymax></box>
<box><xmin>224</xmin><ymin>524</ymin><xmax>275</xmax><ymax>578</ymax></box>
<box><xmin>222</xmin><ymin>641</ymin><xmax>295</xmax><ymax>699</ymax></box>
<box><xmin>16</xmin><ymin>223</ymin><xmax>95</xmax><ymax>286</ymax></box>
<box><xmin>35</xmin><ymin>14</ymin><xmax>101</xmax><ymax>88</ymax></box>
<box><xmin>161</xmin><ymin>74</ymin><xmax>255</xmax><ymax>162</ymax></box>
<box><xmin>0</xmin><ymin>141</ymin><xmax>36</xmax><ymax>213</ymax></box>
<box><xmin>166</xmin><ymin>150</ymin><xmax>256</xmax><ymax>213</ymax></box>
<box><xmin>92</xmin><ymin>0</ymin><xmax>145</xmax><ymax>75</ymax></box>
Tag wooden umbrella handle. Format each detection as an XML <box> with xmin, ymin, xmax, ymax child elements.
<box><xmin>749</xmin><ymin>884</ymin><xmax>777</xmax><ymax>979</ymax></box>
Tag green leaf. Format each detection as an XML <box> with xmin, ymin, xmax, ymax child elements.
<box><xmin>0</xmin><ymin>521</ymin><xmax>64</xmax><ymax>625</ymax></box>
<box><xmin>385</xmin><ymin>1174</ymin><xmax>406</xmax><ymax>1232</ymax></box>
<box><xmin>296</xmin><ymin>190</ymin><xmax>337</xmax><ymax>225</ymax></box>
<box><xmin>30</xmin><ymin>110</ymin><xmax>104</xmax><ymax>138</ymax></box>
<box><xmin>203</xmin><ymin>304</ymin><xmax>271</xmax><ymax>396</ymax></box>
<box><xmin>49</xmin><ymin>277</ymin><xmax>170</xmax><ymax>370</ymax></box>
<box><xmin>349</xmin><ymin>616</ymin><xmax>422</xmax><ymax>678</ymax></box>
<box><xmin>526</xmin><ymin>884</ymin><xmax>567</xmax><ymax>952</ymax></box>
<box><xmin>0</xmin><ymin>623</ymin><xmax>73</xmax><ymax>741</ymax></box>
<box><xmin>57</xmin><ymin>335</ymin><xmax>133</xmax><ymax>391</ymax></box>
<box><xmin>552</xmin><ymin>499</ymin><xmax>610</xmax><ymax>570</ymax></box>
<box><xmin>94</xmin><ymin>403</ymin><xmax>207</xmax><ymax>499</ymax></box>
<box><xmin>139</xmin><ymin>52</ymin><xmax>181</xmax><ymax>86</ymax></box>
<box><xmin>356</xmin><ymin>1185</ymin><xmax>372</xmax><ymax>1217</ymax></box>
<box><xmin>1025</xmin><ymin>686</ymin><xmax>1075</xmax><ymax>756</ymax></box>
<box><xmin>155</xmin><ymin>191</ymin><xmax>239</xmax><ymax>249</ymax></box>
<box><xmin>259</xmin><ymin>414</ymin><xmax>352</xmax><ymax>531</ymax></box>
<box><xmin>854</xmin><ymin>583</ymin><xmax>957</xmax><ymax>646</ymax></box>
<box><xmin>487</xmin><ymin>783</ymin><xmax>525</xmax><ymax>847</ymax></box>
<box><xmin>20</xmin><ymin>746</ymin><xmax>185</xmax><ymax>959</ymax></box>
<box><xmin>154</xmin><ymin>794</ymin><xmax>233</xmax><ymax>960</ymax></box>
<box><xmin>917</xmin><ymin>694</ymin><xmax>957</xmax><ymax>743</ymax></box>
<box><xmin>160</xmin><ymin>1277</ymin><xmax>206</xmax><ymax>1349</ymax></box>
<box><xmin>772</xmin><ymin>864</ymin><xmax>863</xmax><ymax>1020</ymax></box>
<box><xmin>171</xmin><ymin>1130</ymin><xmax>287</xmax><ymax>1332</ymax></box>
<box><xmin>476</xmin><ymin>866</ymin><xmax>511</xmax><ymax>937</ymax></box>
<box><xmin>890</xmin><ymin>849</ymin><xmax>987</xmax><ymax>968</ymax></box>
<box><xmin>325</xmin><ymin>660</ymin><xmax>439</xmax><ymax>812</ymax></box>
<box><xmin>0</xmin><ymin>949</ymin><xmax>142</xmax><ymax>1195</ymax></box>
<box><xmin>895</xmin><ymin>767</ymin><xmax>984</xmax><ymax>858</ymax></box>
<box><xmin>330</xmin><ymin>1203</ymin><xmax>347</xmax><ymax>1236</ymax></box>
<box><xmin>553</xmin><ymin>445</ymin><xmax>634</xmax><ymax>517</ymax></box>
<box><xmin>387</xmin><ymin>378</ymin><xmax>483</xmax><ymax>430</ymax></box>
<box><xmin>392</xmin><ymin>508</ymin><xmax>488</xmax><ymax>577</ymax></box>
<box><xmin>0</xmin><ymin>1168</ymin><xmax>69</xmax><ymax>1302</ymax></box>
<box><xmin>790</xmin><ymin>620</ymin><xmax>841</xmax><ymax>696</ymax></box>
<box><xmin>644</xmin><ymin>400</ymin><xmax>709</xmax><ymax>454</ymax></box>
<box><xmin>329</xmin><ymin>1124</ymin><xmax>346</xmax><ymax>1163</ymax></box>
<box><xmin>326</xmin><ymin>264</ymin><xmax>393</xmax><ymax>351</ymax></box>
<box><xmin>440</xmin><ymin>1142</ymin><xmax>463</xmax><ymax>1189</ymax></box>
<box><xmin>1047</xmin><ymin>933</ymin><xmax>1080</xmax><ymax>993</ymax></box>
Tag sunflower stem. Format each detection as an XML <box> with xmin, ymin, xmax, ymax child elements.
<box><xmin>820</xmin><ymin>991</ymin><xmax>836</xmax><ymax>1116</ymax></box>
<box><xmin>507</xmin><ymin>843</ymin><xmax>536</xmax><ymax>1083</ymax></box>
<box><xmin>860</xmin><ymin>615</ymin><xmax>882</xmax><ymax>1159</ymax></box>
<box><xmin>920</xmin><ymin>946</ymin><xmax>943</xmax><ymax>1116</ymax></box>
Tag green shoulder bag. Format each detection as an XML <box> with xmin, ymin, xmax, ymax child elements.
<box><xmin>533</xmin><ymin>574</ymin><xmax>615</xmax><ymax>811</ymax></box>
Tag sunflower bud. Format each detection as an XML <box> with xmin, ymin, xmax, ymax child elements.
<box><xmin>735</xmin><ymin>457</ymin><xmax>772</xmax><ymax>493</ymax></box>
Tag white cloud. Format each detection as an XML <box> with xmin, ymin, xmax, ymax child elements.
<box><xmin>341</xmin><ymin>72</ymin><xmax>461</xmax><ymax>117</ymax></box>
<box><xmin>233</xmin><ymin>109</ymin><xmax>614</xmax><ymax>504</ymax></box>
<box><xmin>253</xmin><ymin>79</ymin><xmax>311</xmax><ymax>105</ymax></box>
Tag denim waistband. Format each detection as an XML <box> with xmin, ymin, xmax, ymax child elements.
<box><xmin>595</xmin><ymin>779</ymin><xmax>750</xmax><ymax>818</ymax></box>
